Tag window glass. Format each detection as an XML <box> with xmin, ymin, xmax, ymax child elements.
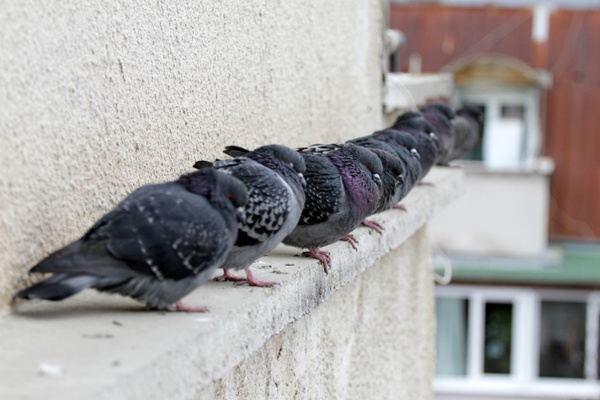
<box><xmin>484</xmin><ymin>302</ymin><xmax>513</xmax><ymax>374</ymax></box>
<box><xmin>436</xmin><ymin>297</ymin><xmax>469</xmax><ymax>376</ymax></box>
<box><xmin>538</xmin><ymin>301</ymin><xmax>586</xmax><ymax>379</ymax></box>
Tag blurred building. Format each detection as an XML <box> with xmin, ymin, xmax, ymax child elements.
<box><xmin>390</xmin><ymin>2</ymin><xmax>600</xmax><ymax>399</ymax></box>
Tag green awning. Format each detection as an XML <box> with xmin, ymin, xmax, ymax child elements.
<box><xmin>435</xmin><ymin>243</ymin><xmax>600</xmax><ymax>287</ymax></box>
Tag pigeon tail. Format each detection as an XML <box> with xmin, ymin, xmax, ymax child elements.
<box><xmin>15</xmin><ymin>274</ymin><xmax>98</xmax><ymax>301</ymax></box>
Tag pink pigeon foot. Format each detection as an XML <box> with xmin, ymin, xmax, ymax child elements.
<box><xmin>302</xmin><ymin>247</ymin><xmax>332</xmax><ymax>273</ymax></box>
<box><xmin>393</xmin><ymin>203</ymin><xmax>407</xmax><ymax>211</ymax></box>
<box><xmin>213</xmin><ymin>269</ymin><xmax>247</xmax><ymax>282</ymax></box>
<box><xmin>340</xmin><ymin>234</ymin><xmax>359</xmax><ymax>250</ymax></box>
<box><xmin>362</xmin><ymin>219</ymin><xmax>384</xmax><ymax>234</ymax></box>
<box><xmin>167</xmin><ymin>301</ymin><xmax>208</xmax><ymax>313</ymax></box>
<box><xmin>234</xmin><ymin>269</ymin><xmax>279</xmax><ymax>287</ymax></box>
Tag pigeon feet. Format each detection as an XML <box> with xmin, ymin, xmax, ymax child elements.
<box><xmin>214</xmin><ymin>269</ymin><xmax>247</xmax><ymax>282</ymax></box>
<box><xmin>362</xmin><ymin>219</ymin><xmax>384</xmax><ymax>234</ymax></box>
<box><xmin>214</xmin><ymin>269</ymin><xmax>278</xmax><ymax>287</ymax></box>
<box><xmin>235</xmin><ymin>269</ymin><xmax>278</xmax><ymax>287</ymax></box>
<box><xmin>167</xmin><ymin>301</ymin><xmax>208</xmax><ymax>313</ymax></box>
<box><xmin>340</xmin><ymin>234</ymin><xmax>359</xmax><ymax>250</ymax></box>
<box><xmin>392</xmin><ymin>203</ymin><xmax>407</xmax><ymax>211</ymax></box>
<box><xmin>302</xmin><ymin>247</ymin><xmax>331</xmax><ymax>274</ymax></box>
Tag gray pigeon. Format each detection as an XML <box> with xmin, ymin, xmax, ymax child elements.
<box><xmin>355</xmin><ymin>129</ymin><xmax>422</xmax><ymax>203</ymax></box>
<box><xmin>283</xmin><ymin>143</ymin><xmax>383</xmax><ymax>273</ymax></box>
<box><xmin>391</xmin><ymin>111</ymin><xmax>439</xmax><ymax>181</ymax></box>
<box><xmin>367</xmin><ymin>148</ymin><xmax>406</xmax><ymax>214</ymax></box>
<box><xmin>194</xmin><ymin>144</ymin><xmax>306</xmax><ymax>287</ymax></box>
<box><xmin>16</xmin><ymin>169</ymin><xmax>247</xmax><ymax>312</ymax></box>
<box><xmin>420</xmin><ymin>102</ymin><xmax>456</xmax><ymax>165</ymax></box>
<box><xmin>448</xmin><ymin>106</ymin><xmax>483</xmax><ymax>161</ymax></box>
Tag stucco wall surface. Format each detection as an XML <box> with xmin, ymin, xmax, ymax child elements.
<box><xmin>0</xmin><ymin>0</ymin><xmax>386</xmax><ymax>312</ymax></box>
<box><xmin>201</xmin><ymin>228</ymin><xmax>435</xmax><ymax>400</ymax></box>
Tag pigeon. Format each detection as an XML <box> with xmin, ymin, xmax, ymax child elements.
<box><xmin>367</xmin><ymin>148</ymin><xmax>406</xmax><ymax>214</ymax></box>
<box><xmin>194</xmin><ymin>144</ymin><xmax>306</xmax><ymax>287</ymax></box>
<box><xmin>391</xmin><ymin>111</ymin><xmax>439</xmax><ymax>180</ymax></box>
<box><xmin>349</xmin><ymin>129</ymin><xmax>422</xmax><ymax>210</ymax></box>
<box><xmin>447</xmin><ymin>106</ymin><xmax>483</xmax><ymax>161</ymax></box>
<box><xmin>283</xmin><ymin>143</ymin><xmax>383</xmax><ymax>273</ymax></box>
<box><xmin>420</xmin><ymin>102</ymin><xmax>456</xmax><ymax>165</ymax></box>
<box><xmin>15</xmin><ymin>169</ymin><xmax>248</xmax><ymax>312</ymax></box>
<box><xmin>369</xmin><ymin>129</ymin><xmax>423</xmax><ymax>194</ymax></box>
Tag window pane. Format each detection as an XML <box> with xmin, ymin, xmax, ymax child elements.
<box><xmin>484</xmin><ymin>302</ymin><xmax>513</xmax><ymax>374</ymax></box>
<box><xmin>501</xmin><ymin>104</ymin><xmax>525</xmax><ymax>119</ymax></box>
<box><xmin>436</xmin><ymin>297</ymin><xmax>469</xmax><ymax>376</ymax></box>
<box><xmin>539</xmin><ymin>301</ymin><xmax>586</xmax><ymax>379</ymax></box>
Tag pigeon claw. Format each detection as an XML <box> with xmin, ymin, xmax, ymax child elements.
<box><xmin>214</xmin><ymin>269</ymin><xmax>247</xmax><ymax>282</ymax></box>
<box><xmin>168</xmin><ymin>301</ymin><xmax>208</xmax><ymax>313</ymax></box>
<box><xmin>340</xmin><ymin>234</ymin><xmax>359</xmax><ymax>250</ymax></box>
<box><xmin>392</xmin><ymin>203</ymin><xmax>407</xmax><ymax>211</ymax></box>
<box><xmin>361</xmin><ymin>219</ymin><xmax>384</xmax><ymax>234</ymax></box>
<box><xmin>302</xmin><ymin>247</ymin><xmax>332</xmax><ymax>274</ymax></box>
<box><xmin>234</xmin><ymin>269</ymin><xmax>278</xmax><ymax>287</ymax></box>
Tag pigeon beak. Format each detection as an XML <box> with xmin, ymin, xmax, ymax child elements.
<box><xmin>298</xmin><ymin>173</ymin><xmax>306</xmax><ymax>188</ymax></box>
<box><xmin>373</xmin><ymin>173</ymin><xmax>382</xmax><ymax>187</ymax></box>
<box><xmin>410</xmin><ymin>148</ymin><xmax>421</xmax><ymax>160</ymax></box>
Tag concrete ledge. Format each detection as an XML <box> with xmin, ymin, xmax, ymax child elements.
<box><xmin>0</xmin><ymin>167</ymin><xmax>464</xmax><ymax>400</ymax></box>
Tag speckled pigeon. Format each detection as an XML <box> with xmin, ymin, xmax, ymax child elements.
<box><xmin>420</xmin><ymin>102</ymin><xmax>456</xmax><ymax>165</ymax></box>
<box><xmin>283</xmin><ymin>143</ymin><xmax>383</xmax><ymax>273</ymax></box>
<box><xmin>16</xmin><ymin>169</ymin><xmax>247</xmax><ymax>312</ymax></box>
<box><xmin>391</xmin><ymin>111</ymin><xmax>439</xmax><ymax>180</ymax></box>
<box><xmin>194</xmin><ymin>144</ymin><xmax>306</xmax><ymax>287</ymax></box>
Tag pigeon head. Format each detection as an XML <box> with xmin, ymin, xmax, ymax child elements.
<box><xmin>341</xmin><ymin>143</ymin><xmax>383</xmax><ymax>188</ymax></box>
<box><xmin>367</xmin><ymin>148</ymin><xmax>406</xmax><ymax>214</ymax></box>
<box><xmin>226</xmin><ymin>144</ymin><xmax>307</xmax><ymax>194</ymax></box>
<box><xmin>376</xmin><ymin>129</ymin><xmax>420</xmax><ymax>158</ymax></box>
<box><xmin>178</xmin><ymin>169</ymin><xmax>248</xmax><ymax>210</ymax></box>
<box><xmin>393</xmin><ymin>111</ymin><xmax>436</xmax><ymax>137</ymax></box>
<box><xmin>369</xmin><ymin>148</ymin><xmax>404</xmax><ymax>182</ymax></box>
<box><xmin>422</xmin><ymin>102</ymin><xmax>455</xmax><ymax>121</ymax></box>
<box><xmin>391</xmin><ymin>113</ymin><xmax>439</xmax><ymax>180</ymax></box>
<box><xmin>376</xmin><ymin>130</ymin><xmax>423</xmax><ymax>187</ymax></box>
<box><xmin>258</xmin><ymin>144</ymin><xmax>306</xmax><ymax>174</ymax></box>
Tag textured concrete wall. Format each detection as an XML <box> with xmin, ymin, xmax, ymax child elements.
<box><xmin>0</xmin><ymin>0</ymin><xmax>386</xmax><ymax>312</ymax></box>
<box><xmin>198</xmin><ymin>228</ymin><xmax>435</xmax><ymax>400</ymax></box>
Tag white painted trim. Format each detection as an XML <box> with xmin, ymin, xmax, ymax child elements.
<box><xmin>586</xmin><ymin>292</ymin><xmax>600</xmax><ymax>380</ymax></box>
<box><xmin>435</xmin><ymin>284</ymin><xmax>600</xmax><ymax>396</ymax></box>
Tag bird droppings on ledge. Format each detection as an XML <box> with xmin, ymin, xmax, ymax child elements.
<box><xmin>38</xmin><ymin>363</ymin><xmax>63</xmax><ymax>377</ymax></box>
<box><xmin>81</xmin><ymin>333</ymin><xmax>114</xmax><ymax>339</ymax></box>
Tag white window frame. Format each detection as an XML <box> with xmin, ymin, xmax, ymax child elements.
<box><xmin>435</xmin><ymin>285</ymin><xmax>600</xmax><ymax>400</ymax></box>
<box><xmin>458</xmin><ymin>85</ymin><xmax>542</xmax><ymax>167</ymax></box>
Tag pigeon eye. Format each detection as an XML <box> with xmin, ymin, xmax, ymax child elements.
<box><xmin>364</xmin><ymin>163</ymin><xmax>371</xmax><ymax>170</ymax></box>
<box><xmin>227</xmin><ymin>195</ymin><xmax>234</xmax><ymax>201</ymax></box>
